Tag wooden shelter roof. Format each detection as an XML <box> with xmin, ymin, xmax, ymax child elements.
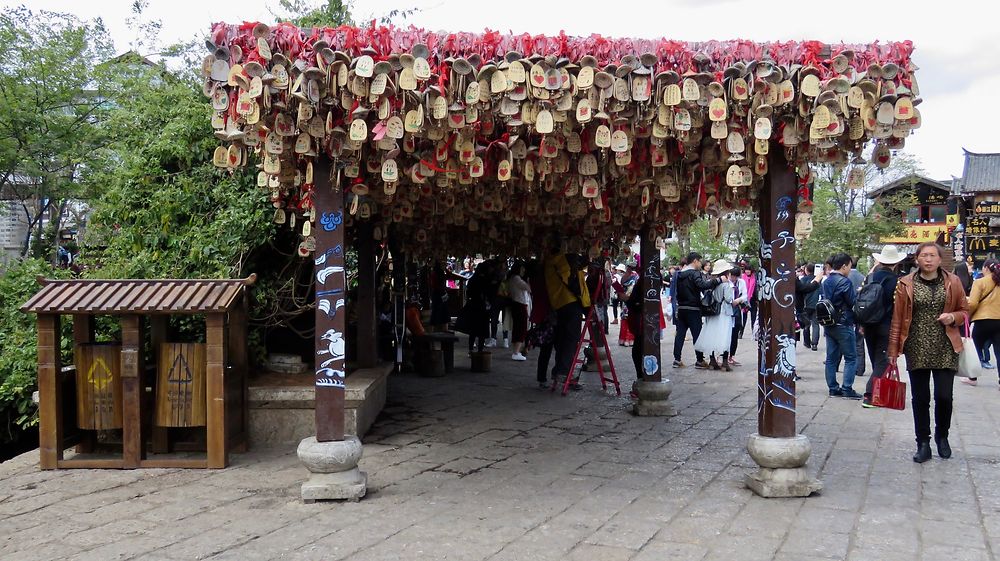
<box><xmin>21</xmin><ymin>276</ymin><xmax>255</xmax><ymax>315</ymax></box>
<box><xmin>204</xmin><ymin>23</ymin><xmax>920</xmax><ymax>256</ymax></box>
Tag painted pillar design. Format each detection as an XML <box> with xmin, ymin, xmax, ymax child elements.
<box><xmin>313</xmin><ymin>160</ymin><xmax>346</xmax><ymax>442</ymax></box>
<box><xmin>640</xmin><ymin>226</ymin><xmax>662</xmax><ymax>382</ymax></box>
<box><xmin>756</xmin><ymin>149</ymin><xmax>798</xmax><ymax>438</ymax></box>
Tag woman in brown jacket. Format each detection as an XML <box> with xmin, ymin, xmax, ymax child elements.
<box><xmin>888</xmin><ymin>242</ymin><xmax>969</xmax><ymax>463</ymax></box>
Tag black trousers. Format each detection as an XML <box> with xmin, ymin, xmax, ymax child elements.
<box><xmin>909</xmin><ymin>369</ymin><xmax>955</xmax><ymax>443</ymax></box>
<box><xmin>552</xmin><ymin>302</ymin><xmax>584</xmax><ymax>381</ymax></box>
<box><xmin>537</xmin><ymin>342</ymin><xmax>553</xmax><ymax>383</ymax></box>
<box><xmin>863</xmin><ymin>323</ymin><xmax>891</xmax><ymax>399</ymax></box>
<box><xmin>673</xmin><ymin>308</ymin><xmax>705</xmax><ymax>362</ymax></box>
<box><xmin>972</xmin><ymin>319</ymin><xmax>1000</xmax><ymax>379</ymax></box>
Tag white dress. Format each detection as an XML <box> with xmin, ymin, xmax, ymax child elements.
<box><xmin>695</xmin><ymin>281</ymin><xmax>735</xmax><ymax>356</ymax></box>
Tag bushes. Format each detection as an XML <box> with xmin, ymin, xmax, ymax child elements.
<box><xmin>0</xmin><ymin>259</ymin><xmax>71</xmax><ymax>443</ymax></box>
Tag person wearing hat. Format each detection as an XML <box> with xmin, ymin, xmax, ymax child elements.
<box><xmin>694</xmin><ymin>259</ymin><xmax>736</xmax><ymax>371</ymax></box>
<box><xmin>673</xmin><ymin>252</ymin><xmax>722</xmax><ymax>368</ymax></box>
<box><xmin>860</xmin><ymin>245</ymin><xmax>904</xmax><ymax>407</ymax></box>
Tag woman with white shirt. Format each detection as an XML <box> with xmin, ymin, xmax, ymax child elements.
<box><xmin>694</xmin><ymin>259</ymin><xmax>736</xmax><ymax>371</ymax></box>
<box><xmin>507</xmin><ymin>262</ymin><xmax>532</xmax><ymax>361</ymax></box>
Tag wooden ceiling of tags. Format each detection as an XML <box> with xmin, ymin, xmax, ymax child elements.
<box><xmin>205</xmin><ymin>23</ymin><xmax>919</xmax><ymax>257</ymax></box>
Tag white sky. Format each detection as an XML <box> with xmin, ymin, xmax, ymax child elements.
<box><xmin>10</xmin><ymin>0</ymin><xmax>1000</xmax><ymax>181</ymax></box>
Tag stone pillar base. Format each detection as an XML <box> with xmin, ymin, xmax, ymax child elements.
<box><xmin>632</xmin><ymin>380</ymin><xmax>677</xmax><ymax>417</ymax></box>
<box><xmin>745</xmin><ymin>433</ymin><xmax>822</xmax><ymax>498</ymax></box>
<box><xmin>297</xmin><ymin>435</ymin><xmax>367</xmax><ymax>503</ymax></box>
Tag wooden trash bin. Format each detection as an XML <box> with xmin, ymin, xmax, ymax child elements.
<box><xmin>470</xmin><ymin>351</ymin><xmax>492</xmax><ymax>373</ymax></box>
<box><xmin>155</xmin><ymin>343</ymin><xmax>207</xmax><ymax>427</ymax></box>
<box><xmin>75</xmin><ymin>343</ymin><xmax>124</xmax><ymax>430</ymax></box>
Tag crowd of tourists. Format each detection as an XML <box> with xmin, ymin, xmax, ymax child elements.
<box><xmin>794</xmin><ymin>242</ymin><xmax>994</xmax><ymax>464</ymax></box>
<box><xmin>411</xmin><ymin>238</ymin><xmax>990</xmax><ymax>465</ymax></box>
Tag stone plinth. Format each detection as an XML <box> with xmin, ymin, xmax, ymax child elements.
<box><xmin>745</xmin><ymin>433</ymin><xmax>822</xmax><ymax>498</ymax></box>
<box><xmin>632</xmin><ymin>379</ymin><xmax>677</xmax><ymax>417</ymax></box>
<box><xmin>298</xmin><ymin>435</ymin><xmax>367</xmax><ymax>502</ymax></box>
<box><xmin>248</xmin><ymin>363</ymin><xmax>390</xmax><ymax>445</ymax></box>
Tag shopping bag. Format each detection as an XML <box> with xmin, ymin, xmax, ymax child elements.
<box><xmin>958</xmin><ymin>317</ymin><xmax>984</xmax><ymax>380</ymax></box>
<box><xmin>871</xmin><ymin>365</ymin><xmax>907</xmax><ymax>410</ymax></box>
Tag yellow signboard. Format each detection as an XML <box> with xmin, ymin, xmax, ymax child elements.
<box><xmin>881</xmin><ymin>224</ymin><xmax>948</xmax><ymax>244</ymax></box>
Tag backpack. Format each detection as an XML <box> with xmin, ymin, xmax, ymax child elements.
<box><xmin>815</xmin><ymin>297</ymin><xmax>839</xmax><ymax>327</ymax></box>
<box><xmin>700</xmin><ymin>287</ymin><xmax>722</xmax><ymax>316</ymax></box>
<box><xmin>816</xmin><ymin>277</ymin><xmax>845</xmax><ymax>327</ymax></box>
<box><xmin>853</xmin><ymin>275</ymin><xmax>886</xmax><ymax>325</ymax></box>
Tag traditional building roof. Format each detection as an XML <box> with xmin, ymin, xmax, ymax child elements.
<box><xmin>961</xmin><ymin>149</ymin><xmax>1000</xmax><ymax>193</ymax></box>
<box><xmin>866</xmin><ymin>174</ymin><xmax>951</xmax><ymax>199</ymax></box>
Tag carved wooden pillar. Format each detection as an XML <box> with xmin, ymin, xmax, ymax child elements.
<box><xmin>756</xmin><ymin>151</ymin><xmax>798</xmax><ymax>437</ymax></box>
<box><xmin>746</xmin><ymin>148</ymin><xmax>821</xmax><ymax>497</ymax></box>
<box><xmin>633</xmin><ymin>226</ymin><xmax>675</xmax><ymax>416</ymax></box>
<box><xmin>639</xmin><ymin>226</ymin><xmax>662</xmax><ymax>382</ymax></box>
<box><xmin>312</xmin><ymin>160</ymin><xmax>346</xmax><ymax>442</ymax></box>
<box><xmin>298</xmin><ymin>159</ymin><xmax>366</xmax><ymax>502</ymax></box>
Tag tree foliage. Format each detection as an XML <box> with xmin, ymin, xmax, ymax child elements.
<box><xmin>0</xmin><ymin>259</ymin><xmax>71</xmax><ymax>441</ymax></box>
<box><xmin>0</xmin><ymin>7</ymin><xmax>115</xmax><ymax>260</ymax></box>
<box><xmin>797</xmin><ymin>154</ymin><xmax>918</xmax><ymax>268</ymax></box>
<box><xmin>272</xmin><ymin>0</ymin><xmax>353</xmax><ymax>27</ymax></box>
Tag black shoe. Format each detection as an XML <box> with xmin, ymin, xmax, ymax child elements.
<box><xmin>829</xmin><ymin>388</ymin><xmax>844</xmax><ymax>397</ymax></box>
<box><xmin>841</xmin><ymin>388</ymin><xmax>863</xmax><ymax>400</ymax></box>
<box><xmin>811</xmin><ymin>346</ymin><xmax>818</xmax><ymax>351</ymax></box>
<box><xmin>856</xmin><ymin>372</ymin><xmax>866</xmax><ymax>377</ymax></box>
<box><xmin>694</xmin><ymin>360</ymin><xmax>710</xmax><ymax>369</ymax></box>
<box><xmin>936</xmin><ymin>437</ymin><xmax>952</xmax><ymax>459</ymax></box>
<box><xmin>538</xmin><ymin>381</ymin><xmax>548</xmax><ymax>389</ymax></box>
<box><xmin>913</xmin><ymin>441</ymin><xmax>932</xmax><ymax>463</ymax></box>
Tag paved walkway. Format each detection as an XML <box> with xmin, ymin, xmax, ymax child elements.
<box><xmin>3</xmin><ymin>317</ymin><xmax>1000</xmax><ymax>561</ymax></box>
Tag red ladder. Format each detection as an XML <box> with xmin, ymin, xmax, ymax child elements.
<box><xmin>551</xmin><ymin>274</ymin><xmax>621</xmax><ymax>396</ymax></box>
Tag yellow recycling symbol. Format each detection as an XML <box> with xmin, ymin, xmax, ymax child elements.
<box><xmin>87</xmin><ymin>357</ymin><xmax>114</xmax><ymax>391</ymax></box>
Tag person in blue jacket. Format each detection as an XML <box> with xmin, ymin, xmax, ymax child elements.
<box><xmin>822</xmin><ymin>253</ymin><xmax>863</xmax><ymax>399</ymax></box>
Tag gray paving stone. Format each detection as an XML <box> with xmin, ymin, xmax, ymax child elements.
<box><xmin>3</xmin><ymin>320</ymin><xmax>999</xmax><ymax>561</ymax></box>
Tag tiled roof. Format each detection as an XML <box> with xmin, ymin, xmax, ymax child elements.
<box><xmin>21</xmin><ymin>276</ymin><xmax>255</xmax><ymax>315</ymax></box>
<box><xmin>961</xmin><ymin>150</ymin><xmax>1000</xmax><ymax>193</ymax></box>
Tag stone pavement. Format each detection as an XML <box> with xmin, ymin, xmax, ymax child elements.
<box><xmin>3</xmin><ymin>317</ymin><xmax>1000</xmax><ymax>561</ymax></box>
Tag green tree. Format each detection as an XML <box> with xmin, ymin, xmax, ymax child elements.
<box><xmin>797</xmin><ymin>154</ymin><xmax>916</xmax><ymax>268</ymax></box>
<box><xmin>0</xmin><ymin>7</ymin><xmax>114</xmax><ymax>260</ymax></box>
<box><xmin>272</xmin><ymin>0</ymin><xmax>353</xmax><ymax>27</ymax></box>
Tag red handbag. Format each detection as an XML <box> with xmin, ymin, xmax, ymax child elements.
<box><xmin>872</xmin><ymin>364</ymin><xmax>907</xmax><ymax>410</ymax></box>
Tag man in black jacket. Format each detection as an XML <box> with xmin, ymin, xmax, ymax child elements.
<box><xmin>796</xmin><ymin>263</ymin><xmax>822</xmax><ymax>349</ymax></box>
<box><xmin>673</xmin><ymin>252</ymin><xmax>722</xmax><ymax>368</ymax></box>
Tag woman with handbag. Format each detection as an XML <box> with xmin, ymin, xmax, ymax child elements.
<box><xmin>694</xmin><ymin>260</ymin><xmax>736</xmax><ymax>371</ymax></box>
<box><xmin>888</xmin><ymin>242</ymin><xmax>969</xmax><ymax>463</ymax></box>
<box><xmin>963</xmin><ymin>259</ymin><xmax>1000</xmax><ymax>385</ymax></box>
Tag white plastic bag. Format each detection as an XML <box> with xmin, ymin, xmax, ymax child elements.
<box><xmin>959</xmin><ymin>318</ymin><xmax>984</xmax><ymax>379</ymax></box>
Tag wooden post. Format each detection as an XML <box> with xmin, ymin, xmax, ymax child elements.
<box><xmin>639</xmin><ymin>226</ymin><xmax>662</xmax><ymax>382</ymax></box>
<box><xmin>228</xmin><ymin>298</ymin><xmax>249</xmax><ymax>450</ymax></box>
<box><xmin>206</xmin><ymin>313</ymin><xmax>227</xmax><ymax>467</ymax></box>
<box><xmin>356</xmin><ymin>221</ymin><xmax>378</xmax><ymax>368</ymax></box>
<box><xmin>757</xmin><ymin>150</ymin><xmax>798</xmax><ymax>438</ymax></box>
<box><xmin>37</xmin><ymin>314</ymin><xmax>62</xmax><ymax>469</ymax></box>
<box><xmin>120</xmin><ymin>315</ymin><xmax>145</xmax><ymax>468</ymax></box>
<box><xmin>72</xmin><ymin>315</ymin><xmax>96</xmax><ymax>453</ymax></box>
<box><xmin>149</xmin><ymin>316</ymin><xmax>169</xmax><ymax>454</ymax></box>
<box><xmin>313</xmin><ymin>160</ymin><xmax>346</xmax><ymax>442</ymax></box>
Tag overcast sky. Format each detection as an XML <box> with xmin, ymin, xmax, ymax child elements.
<box><xmin>9</xmin><ymin>0</ymin><xmax>999</xmax><ymax>182</ymax></box>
